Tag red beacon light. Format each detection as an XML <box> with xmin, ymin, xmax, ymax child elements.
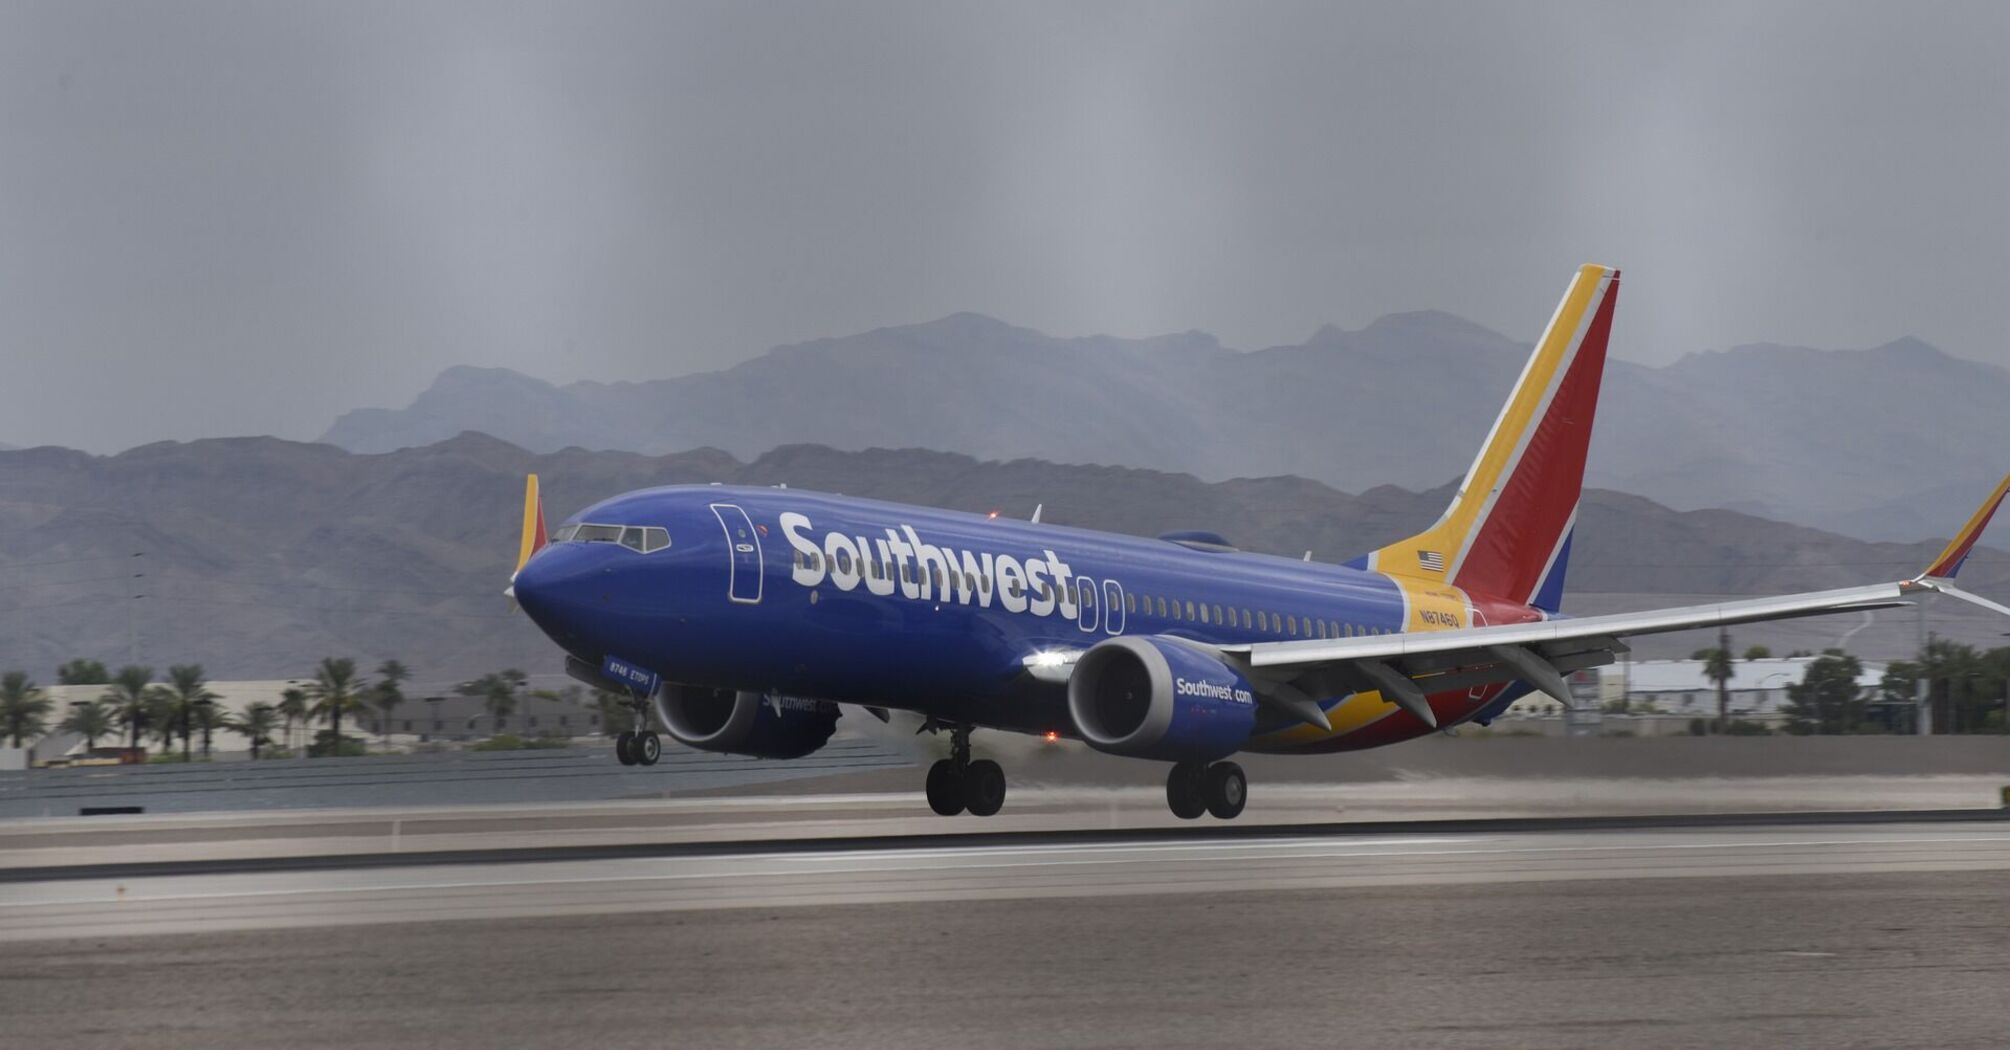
<box><xmin>1043</xmin><ymin>731</ymin><xmax>1059</xmax><ymax>743</ymax></box>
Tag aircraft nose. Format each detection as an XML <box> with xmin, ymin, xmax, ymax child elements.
<box><xmin>511</xmin><ymin>547</ymin><xmax>589</xmax><ymax>630</ymax></box>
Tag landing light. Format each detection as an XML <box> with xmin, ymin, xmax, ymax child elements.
<box><xmin>987</xmin><ymin>510</ymin><xmax>1000</xmax><ymax>519</ymax></box>
<box><xmin>1029</xmin><ymin>651</ymin><xmax>1065</xmax><ymax>668</ymax></box>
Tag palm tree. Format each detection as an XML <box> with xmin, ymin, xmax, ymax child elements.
<box><xmin>277</xmin><ymin>686</ymin><xmax>309</xmax><ymax>754</ymax></box>
<box><xmin>103</xmin><ymin>665</ymin><xmax>155</xmax><ymax>751</ymax></box>
<box><xmin>228</xmin><ymin>702</ymin><xmax>280</xmax><ymax>759</ymax></box>
<box><xmin>0</xmin><ymin>672</ymin><xmax>53</xmax><ymax>748</ymax></box>
<box><xmin>373</xmin><ymin>659</ymin><xmax>411</xmax><ymax>747</ymax></box>
<box><xmin>1694</xmin><ymin>645</ymin><xmax>1737</xmax><ymax>731</ymax></box>
<box><xmin>192</xmin><ymin>698</ymin><xmax>227</xmax><ymax>758</ymax></box>
<box><xmin>457</xmin><ymin>670</ymin><xmax>526</xmax><ymax>736</ymax></box>
<box><xmin>145</xmin><ymin>687</ymin><xmax>180</xmax><ymax>753</ymax></box>
<box><xmin>163</xmin><ymin>664</ymin><xmax>218</xmax><ymax>761</ymax></box>
<box><xmin>306</xmin><ymin>657</ymin><xmax>371</xmax><ymax>757</ymax></box>
<box><xmin>59</xmin><ymin>699</ymin><xmax>115</xmax><ymax>752</ymax></box>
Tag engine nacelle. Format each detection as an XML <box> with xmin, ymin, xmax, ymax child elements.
<box><xmin>1066</xmin><ymin>635</ymin><xmax>1258</xmax><ymax>762</ymax></box>
<box><xmin>655</xmin><ymin>684</ymin><xmax>840</xmax><ymax>760</ymax></box>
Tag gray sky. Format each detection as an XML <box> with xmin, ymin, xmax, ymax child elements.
<box><xmin>3</xmin><ymin>1</ymin><xmax>2007</xmax><ymax>452</ymax></box>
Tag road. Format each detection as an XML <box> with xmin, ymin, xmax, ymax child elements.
<box><xmin>6</xmin><ymin>818</ymin><xmax>2010</xmax><ymax>1049</ymax></box>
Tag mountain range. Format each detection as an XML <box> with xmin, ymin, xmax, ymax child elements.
<box><xmin>1</xmin><ymin>434</ymin><xmax>2000</xmax><ymax>683</ymax></box>
<box><xmin>321</xmin><ymin>312</ymin><xmax>2010</xmax><ymax>544</ymax></box>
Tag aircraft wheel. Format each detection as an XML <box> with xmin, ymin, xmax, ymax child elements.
<box><xmin>1166</xmin><ymin>761</ymin><xmax>1207</xmax><ymax>820</ymax></box>
<box><xmin>615</xmin><ymin>731</ymin><xmax>637</xmax><ymax>766</ymax></box>
<box><xmin>963</xmin><ymin>759</ymin><xmax>1007</xmax><ymax>817</ymax></box>
<box><xmin>635</xmin><ymin>731</ymin><xmax>662</xmax><ymax>766</ymax></box>
<box><xmin>1203</xmin><ymin>761</ymin><xmax>1247</xmax><ymax>820</ymax></box>
<box><xmin>926</xmin><ymin>759</ymin><xmax>966</xmax><ymax>816</ymax></box>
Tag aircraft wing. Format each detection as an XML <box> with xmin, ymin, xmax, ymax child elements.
<box><xmin>1198</xmin><ymin>471</ymin><xmax>2010</xmax><ymax>731</ymax></box>
<box><xmin>1205</xmin><ymin>578</ymin><xmax>2009</xmax><ymax>730</ymax></box>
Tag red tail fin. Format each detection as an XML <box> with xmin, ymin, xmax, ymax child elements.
<box><xmin>1356</xmin><ymin>264</ymin><xmax>1619</xmax><ymax>610</ymax></box>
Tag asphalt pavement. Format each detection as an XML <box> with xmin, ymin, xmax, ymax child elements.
<box><xmin>6</xmin><ymin>827</ymin><xmax>2008</xmax><ymax>1049</ymax></box>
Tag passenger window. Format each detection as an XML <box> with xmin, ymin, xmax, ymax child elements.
<box><xmin>1126</xmin><ymin>593</ymin><xmax>1136</xmax><ymax>614</ymax></box>
<box><xmin>1155</xmin><ymin>596</ymin><xmax>1167</xmax><ymax>617</ymax></box>
<box><xmin>1287</xmin><ymin>615</ymin><xmax>1298</xmax><ymax>636</ymax></box>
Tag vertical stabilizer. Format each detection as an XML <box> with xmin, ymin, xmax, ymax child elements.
<box><xmin>1352</xmin><ymin>264</ymin><xmax>1620</xmax><ymax>611</ymax></box>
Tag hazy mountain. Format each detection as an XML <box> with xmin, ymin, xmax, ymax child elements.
<box><xmin>322</xmin><ymin>314</ymin><xmax>2010</xmax><ymax>542</ymax></box>
<box><xmin>1</xmin><ymin>436</ymin><xmax>2001</xmax><ymax>683</ymax></box>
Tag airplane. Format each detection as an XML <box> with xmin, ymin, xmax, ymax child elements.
<box><xmin>507</xmin><ymin>264</ymin><xmax>2010</xmax><ymax>820</ymax></box>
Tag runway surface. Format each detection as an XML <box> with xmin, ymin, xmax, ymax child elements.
<box><xmin>7</xmin><ymin>817</ymin><xmax>2010</xmax><ymax>1049</ymax></box>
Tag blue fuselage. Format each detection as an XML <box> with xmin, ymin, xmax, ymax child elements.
<box><xmin>512</xmin><ymin>485</ymin><xmax>1535</xmax><ymax>752</ymax></box>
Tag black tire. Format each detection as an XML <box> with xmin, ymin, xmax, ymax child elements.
<box><xmin>1166</xmin><ymin>761</ymin><xmax>1206</xmax><ymax>820</ymax></box>
<box><xmin>963</xmin><ymin>759</ymin><xmax>1007</xmax><ymax>817</ymax></box>
<box><xmin>615</xmin><ymin>731</ymin><xmax>637</xmax><ymax>766</ymax></box>
<box><xmin>926</xmin><ymin>759</ymin><xmax>965</xmax><ymax>816</ymax></box>
<box><xmin>636</xmin><ymin>731</ymin><xmax>662</xmax><ymax>766</ymax></box>
<box><xmin>1203</xmin><ymin>761</ymin><xmax>1247</xmax><ymax>820</ymax></box>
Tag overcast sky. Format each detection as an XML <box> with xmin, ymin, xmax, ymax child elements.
<box><xmin>3</xmin><ymin>1</ymin><xmax>2006</xmax><ymax>452</ymax></box>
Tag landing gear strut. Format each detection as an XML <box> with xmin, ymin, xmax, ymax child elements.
<box><xmin>1166</xmin><ymin>760</ymin><xmax>1245</xmax><ymax>820</ymax></box>
<box><xmin>614</xmin><ymin>689</ymin><xmax>660</xmax><ymax>767</ymax></box>
<box><xmin>924</xmin><ymin>723</ymin><xmax>1006</xmax><ymax>817</ymax></box>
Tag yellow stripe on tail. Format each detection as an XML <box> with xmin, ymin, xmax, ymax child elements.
<box><xmin>515</xmin><ymin>474</ymin><xmax>547</xmax><ymax>574</ymax></box>
<box><xmin>1918</xmin><ymin>471</ymin><xmax>2010</xmax><ymax>580</ymax></box>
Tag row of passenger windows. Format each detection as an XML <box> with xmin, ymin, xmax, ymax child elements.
<box><xmin>552</xmin><ymin>523</ymin><xmax>672</xmax><ymax>553</ymax></box>
<box><xmin>1127</xmin><ymin>593</ymin><xmax>1392</xmax><ymax>639</ymax></box>
<box><xmin>793</xmin><ymin>550</ymin><xmax>1388</xmax><ymax>639</ymax></box>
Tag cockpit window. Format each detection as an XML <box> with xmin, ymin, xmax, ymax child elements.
<box><xmin>558</xmin><ymin>523</ymin><xmax>671</xmax><ymax>553</ymax></box>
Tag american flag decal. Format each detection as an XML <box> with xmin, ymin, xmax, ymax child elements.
<box><xmin>1416</xmin><ymin>550</ymin><xmax>1446</xmax><ymax>573</ymax></box>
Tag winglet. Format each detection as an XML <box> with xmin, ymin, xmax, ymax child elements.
<box><xmin>1917</xmin><ymin>471</ymin><xmax>2010</xmax><ymax>580</ymax></box>
<box><xmin>515</xmin><ymin>474</ymin><xmax>548</xmax><ymax>575</ymax></box>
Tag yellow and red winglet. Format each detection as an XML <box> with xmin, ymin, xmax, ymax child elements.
<box><xmin>515</xmin><ymin>473</ymin><xmax>548</xmax><ymax>575</ymax></box>
<box><xmin>1917</xmin><ymin>471</ymin><xmax>2010</xmax><ymax>580</ymax></box>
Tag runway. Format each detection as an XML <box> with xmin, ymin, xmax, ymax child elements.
<box><xmin>7</xmin><ymin>815</ymin><xmax>2010</xmax><ymax>1049</ymax></box>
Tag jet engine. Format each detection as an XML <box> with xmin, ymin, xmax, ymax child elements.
<box><xmin>655</xmin><ymin>684</ymin><xmax>840</xmax><ymax>760</ymax></box>
<box><xmin>1066</xmin><ymin>635</ymin><xmax>1258</xmax><ymax>762</ymax></box>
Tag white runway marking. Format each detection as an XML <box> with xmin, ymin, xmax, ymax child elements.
<box><xmin>7</xmin><ymin>823</ymin><xmax>2010</xmax><ymax>944</ymax></box>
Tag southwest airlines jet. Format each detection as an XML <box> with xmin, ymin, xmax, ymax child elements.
<box><xmin>508</xmin><ymin>265</ymin><xmax>2010</xmax><ymax>820</ymax></box>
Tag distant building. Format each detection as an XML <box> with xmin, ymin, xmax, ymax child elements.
<box><xmin>1501</xmin><ymin>656</ymin><xmax>1886</xmax><ymax>733</ymax></box>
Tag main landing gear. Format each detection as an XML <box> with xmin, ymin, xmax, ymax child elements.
<box><xmin>924</xmin><ymin>724</ymin><xmax>1006</xmax><ymax>817</ymax></box>
<box><xmin>614</xmin><ymin>689</ymin><xmax>660</xmax><ymax>767</ymax></box>
<box><xmin>1165</xmin><ymin>760</ymin><xmax>1246</xmax><ymax>820</ymax></box>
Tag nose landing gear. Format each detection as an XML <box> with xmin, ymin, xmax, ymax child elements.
<box><xmin>613</xmin><ymin>689</ymin><xmax>660</xmax><ymax>766</ymax></box>
<box><xmin>1166</xmin><ymin>760</ymin><xmax>1245</xmax><ymax>820</ymax></box>
<box><xmin>923</xmin><ymin>723</ymin><xmax>1007</xmax><ymax>817</ymax></box>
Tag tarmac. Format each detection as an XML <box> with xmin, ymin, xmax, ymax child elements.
<box><xmin>6</xmin><ymin>818</ymin><xmax>2010</xmax><ymax>1049</ymax></box>
<box><xmin>5</xmin><ymin>736</ymin><xmax>2010</xmax><ymax>1048</ymax></box>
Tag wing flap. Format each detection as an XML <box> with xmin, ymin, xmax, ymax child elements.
<box><xmin>1228</xmin><ymin>582</ymin><xmax>1916</xmax><ymax>672</ymax></box>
